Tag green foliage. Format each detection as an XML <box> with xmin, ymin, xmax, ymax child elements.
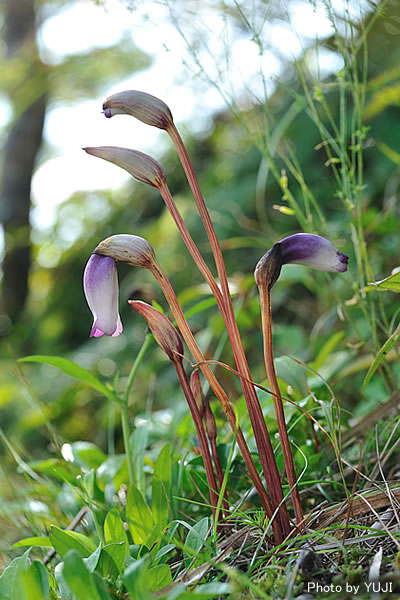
<box><xmin>2</xmin><ymin>0</ymin><xmax>400</xmax><ymax>598</ymax></box>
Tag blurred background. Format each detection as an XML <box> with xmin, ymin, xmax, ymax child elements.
<box><xmin>0</xmin><ymin>0</ymin><xmax>399</xmax><ymax>555</ymax></box>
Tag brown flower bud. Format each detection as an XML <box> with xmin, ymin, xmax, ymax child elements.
<box><xmin>190</xmin><ymin>370</ymin><xmax>206</xmax><ymax>417</ymax></box>
<box><xmin>129</xmin><ymin>301</ymin><xmax>183</xmax><ymax>362</ymax></box>
<box><xmin>95</xmin><ymin>234</ymin><xmax>155</xmax><ymax>269</ymax></box>
<box><xmin>103</xmin><ymin>90</ymin><xmax>174</xmax><ymax>130</ymax></box>
<box><xmin>84</xmin><ymin>146</ymin><xmax>165</xmax><ymax>188</ymax></box>
<box><xmin>204</xmin><ymin>403</ymin><xmax>217</xmax><ymax>441</ymax></box>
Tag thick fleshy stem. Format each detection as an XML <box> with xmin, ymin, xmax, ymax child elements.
<box><xmin>148</xmin><ymin>258</ymin><xmax>283</xmax><ymax>543</ymax></box>
<box><xmin>174</xmin><ymin>359</ymin><xmax>220</xmax><ymax>520</ymax></box>
<box><xmin>257</xmin><ymin>281</ymin><xmax>304</xmax><ymax>526</ymax></box>
<box><xmin>166</xmin><ymin>125</ymin><xmax>289</xmax><ymax>534</ymax></box>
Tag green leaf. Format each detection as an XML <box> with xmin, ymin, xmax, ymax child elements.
<box><xmin>152</xmin><ymin>444</ymin><xmax>171</xmax><ymax>534</ymax></box>
<box><xmin>368</xmin><ymin>271</ymin><xmax>400</xmax><ymax>293</ymax></box>
<box><xmin>0</xmin><ymin>549</ymin><xmax>30</xmax><ymax>600</ymax></box>
<box><xmin>147</xmin><ymin>564</ymin><xmax>172</xmax><ymax>592</ymax></box>
<box><xmin>70</xmin><ymin>441</ymin><xmax>107</xmax><ymax>469</ymax></box>
<box><xmin>49</xmin><ymin>526</ymin><xmax>97</xmax><ymax>558</ymax></box>
<box><xmin>11</xmin><ymin>537</ymin><xmax>52</xmax><ymax>550</ymax></box>
<box><xmin>184</xmin><ymin>297</ymin><xmax>217</xmax><ymax>319</ymax></box>
<box><xmin>275</xmin><ymin>356</ymin><xmax>308</xmax><ymax>398</ymax></box>
<box><xmin>122</xmin><ymin>556</ymin><xmax>152</xmax><ymax>600</ymax></box>
<box><xmin>96</xmin><ymin>455</ymin><xmax>125</xmax><ymax>490</ymax></box>
<box><xmin>126</xmin><ymin>484</ymin><xmax>154</xmax><ymax>545</ymax></box>
<box><xmin>104</xmin><ymin>509</ymin><xmax>129</xmax><ymax>555</ymax></box>
<box><xmin>18</xmin><ymin>356</ymin><xmax>117</xmax><ymax>403</ymax></box>
<box><xmin>130</xmin><ymin>425</ymin><xmax>148</xmax><ymax>494</ymax></box>
<box><xmin>98</xmin><ymin>543</ymin><xmax>126</xmax><ymax>578</ymax></box>
<box><xmin>83</xmin><ymin>544</ymin><xmax>102</xmax><ymax>573</ymax></box>
<box><xmin>54</xmin><ymin>563</ymin><xmax>74</xmax><ymax>600</ymax></box>
<box><xmin>21</xmin><ymin>561</ymin><xmax>49</xmax><ymax>600</ymax></box>
<box><xmin>184</xmin><ymin>517</ymin><xmax>209</xmax><ymax>559</ymax></box>
<box><xmin>312</xmin><ymin>331</ymin><xmax>345</xmax><ymax>371</ymax></box>
<box><xmin>362</xmin><ymin>323</ymin><xmax>400</xmax><ymax>394</ymax></box>
<box><xmin>62</xmin><ymin>550</ymin><xmax>101</xmax><ymax>600</ymax></box>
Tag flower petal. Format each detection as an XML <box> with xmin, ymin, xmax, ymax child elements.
<box><xmin>279</xmin><ymin>233</ymin><xmax>348</xmax><ymax>273</ymax></box>
<box><xmin>83</xmin><ymin>254</ymin><xmax>123</xmax><ymax>337</ymax></box>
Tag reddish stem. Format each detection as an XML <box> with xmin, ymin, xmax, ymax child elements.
<box><xmin>149</xmin><ymin>260</ymin><xmax>283</xmax><ymax>543</ymax></box>
<box><xmin>258</xmin><ymin>283</ymin><xmax>304</xmax><ymax>526</ymax></box>
<box><xmin>166</xmin><ymin>124</ymin><xmax>289</xmax><ymax>535</ymax></box>
<box><xmin>174</xmin><ymin>359</ymin><xmax>219</xmax><ymax>519</ymax></box>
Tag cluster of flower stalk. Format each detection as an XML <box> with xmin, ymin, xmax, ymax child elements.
<box><xmin>83</xmin><ymin>90</ymin><xmax>348</xmax><ymax>544</ymax></box>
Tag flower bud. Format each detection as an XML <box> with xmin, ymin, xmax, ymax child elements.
<box><xmin>255</xmin><ymin>233</ymin><xmax>348</xmax><ymax>289</ymax></box>
<box><xmin>84</xmin><ymin>146</ymin><xmax>165</xmax><ymax>188</ymax></box>
<box><xmin>190</xmin><ymin>369</ymin><xmax>206</xmax><ymax>417</ymax></box>
<box><xmin>204</xmin><ymin>403</ymin><xmax>217</xmax><ymax>441</ymax></box>
<box><xmin>95</xmin><ymin>234</ymin><xmax>155</xmax><ymax>269</ymax></box>
<box><xmin>129</xmin><ymin>301</ymin><xmax>183</xmax><ymax>362</ymax></box>
<box><xmin>83</xmin><ymin>254</ymin><xmax>122</xmax><ymax>337</ymax></box>
<box><xmin>103</xmin><ymin>90</ymin><xmax>174</xmax><ymax>130</ymax></box>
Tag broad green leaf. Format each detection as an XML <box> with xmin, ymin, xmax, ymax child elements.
<box><xmin>184</xmin><ymin>298</ymin><xmax>217</xmax><ymax>319</ymax></box>
<box><xmin>147</xmin><ymin>564</ymin><xmax>172</xmax><ymax>592</ymax></box>
<box><xmin>49</xmin><ymin>526</ymin><xmax>96</xmax><ymax>558</ymax></box>
<box><xmin>83</xmin><ymin>544</ymin><xmax>102</xmax><ymax>573</ymax></box>
<box><xmin>18</xmin><ymin>356</ymin><xmax>117</xmax><ymax>403</ymax></box>
<box><xmin>126</xmin><ymin>484</ymin><xmax>154</xmax><ymax>545</ymax></box>
<box><xmin>70</xmin><ymin>442</ymin><xmax>107</xmax><ymax>469</ymax></box>
<box><xmin>312</xmin><ymin>331</ymin><xmax>345</xmax><ymax>371</ymax></box>
<box><xmin>154</xmin><ymin>544</ymin><xmax>176</xmax><ymax>562</ymax></box>
<box><xmin>96</xmin><ymin>455</ymin><xmax>125</xmax><ymax>490</ymax></box>
<box><xmin>104</xmin><ymin>509</ymin><xmax>129</xmax><ymax>555</ymax></box>
<box><xmin>26</xmin><ymin>458</ymin><xmax>77</xmax><ymax>484</ymax></box>
<box><xmin>22</xmin><ymin>561</ymin><xmax>49</xmax><ymax>600</ymax></box>
<box><xmin>152</xmin><ymin>444</ymin><xmax>171</xmax><ymax>534</ymax></box>
<box><xmin>11</xmin><ymin>537</ymin><xmax>52</xmax><ymax>550</ymax></box>
<box><xmin>184</xmin><ymin>517</ymin><xmax>209</xmax><ymax>559</ymax></box>
<box><xmin>54</xmin><ymin>563</ymin><xmax>74</xmax><ymax>600</ymax></box>
<box><xmin>122</xmin><ymin>556</ymin><xmax>152</xmax><ymax>600</ymax></box>
<box><xmin>98</xmin><ymin>543</ymin><xmax>125</xmax><ymax>578</ymax></box>
<box><xmin>368</xmin><ymin>271</ymin><xmax>400</xmax><ymax>293</ymax></box>
<box><xmin>362</xmin><ymin>323</ymin><xmax>400</xmax><ymax>394</ymax></box>
<box><xmin>62</xmin><ymin>550</ymin><xmax>101</xmax><ymax>600</ymax></box>
<box><xmin>0</xmin><ymin>549</ymin><xmax>30</xmax><ymax>600</ymax></box>
<box><xmin>275</xmin><ymin>356</ymin><xmax>308</xmax><ymax>398</ymax></box>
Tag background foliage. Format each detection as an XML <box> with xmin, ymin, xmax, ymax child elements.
<box><xmin>0</xmin><ymin>0</ymin><xmax>399</xmax><ymax>597</ymax></box>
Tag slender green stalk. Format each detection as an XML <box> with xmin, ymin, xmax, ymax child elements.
<box><xmin>122</xmin><ymin>333</ymin><xmax>153</xmax><ymax>406</ymax></box>
<box><xmin>120</xmin><ymin>333</ymin><xmax>152</xmax><ymax>486</ymax></box>
<box><xmin>120</xmin><ymin>403</ymin><xmax>134</xmax><ymax>486</ymax></box>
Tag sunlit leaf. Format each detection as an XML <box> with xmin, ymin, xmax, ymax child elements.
<box><xmin>362</xmin><ymin>323</ymin><xmax>400</xmax><ymax>394</ymax></box>
<box><xmin>11</xmin><ymin>537</ymin><xmax>51</xmax><ymax>550</ymax></box>
<box><xmin>18</xmin><ymin>356</ymin><xmax>117</xmax><ymax>403</ymax></box>
<box><xmin>49</xmin><ymin>526</ymin><xmax>96</xmax><ymax>558</ymax></box>
<box><xmin>126</xmin><ymin>484</ymin><xmax>154</xmax><ymax>545</ymax></box>
<box><xmin>368</xmin><ymin>271</ymin><xmax>400</xmax><ymax>293</ymax></box>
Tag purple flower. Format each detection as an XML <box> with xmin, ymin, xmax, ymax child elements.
<box><xmin>83</xmin><ymin>254</ymin><xmax>123</xmax><ymax>338</ymax></box>
<box><xmin>279</xmin><ymin>233</ymin><xmax>348</xmax><ymax>272</ymax></box>
<box><xmin>255</xmin><ymin>233</ymin><xmax>348</xmax><ymax>289</ymax></box>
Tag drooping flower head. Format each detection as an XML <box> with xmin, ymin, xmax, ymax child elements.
<box><xmin>102</xmin><ymin>90</ymin><xmax>174</xmax><ymax>131</ymax></box>
<box><xmin>255</xmin><ymin>233</ymin><xmax>348</xmax><ymax>290</ymax></box>
<box><xmin>83</xmin><ymin>254</ymin><xmax>122</xmax><ymax>337</ymax></box>
<box><xmin>95</xmin><ymin>234</ymin><xmax>156</xmax><ymax>269</ymax></box>
<box><xmin>84</xmin><ymin>146</ymin><xmax>165</xmax><ymax>188</ymax></box>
